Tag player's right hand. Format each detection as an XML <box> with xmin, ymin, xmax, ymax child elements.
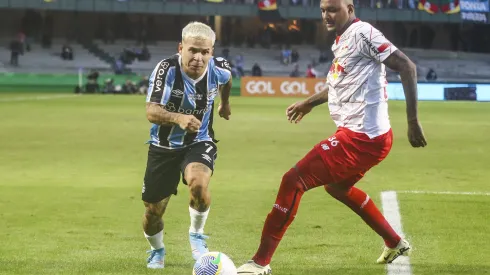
<box><xmin>286</xmin><ymin>101</ymin><xmax>313</xmax><ymax>124</ymax></box>
<box><xmin>177</xmin><ymin>115</ymin><xmax>201</xmax><ymax>133</ymax></box>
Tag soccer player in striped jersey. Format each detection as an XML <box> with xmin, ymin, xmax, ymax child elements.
<box><xmin>142</xmin><ymin>21</ymin><xmax>232</xmax><ymax>269</ymax></box>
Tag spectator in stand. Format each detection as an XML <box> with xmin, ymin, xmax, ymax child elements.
<box><xmin>61</xmin><ymin>43</ymin><xmax>74</xmax><ymax>60</ymax></box>
<box><xmin>222</xmin><ymin>48</ymin><xmax>230</xmax><ymax>60</ymax></box>
<box><xmin>139</xmin><ymin>45</ymin><xmax>151</xmax><ymax>61</ymax></box>
<box><xmin>113</xmin><ymin>58</ymin><xmax>125</xmax><ymax>75</ymax></box>
<box><xmin>306</xmin><ymin>64</ymin><xmax>319</xmax><ymax>78</ymax></box>
<box><xmin>426</xmin><ymin>68</ymin><xmax>438</xmax><ymax>81</ymax></box>
<box><xmin>291</xmin><ymin>49</ymin><xmax>299</xmax><ymax>63</ymax></box>
<box><xmin>228</xmin><ymin>61</ymin><xmax>240</xmax><ymax>78</ymax></box>
<box><xmin>281</xmin><ymin>46</ymin><xmax>292</xmax><ymax>65</ymax></box>
<box><xmin>9</xmin><ymin>36</ymin><xmax>23</xmax><ymax>66</ymax></box>
<box><xmin>252</xmin><ymin>63</ymin><xmax>263</xmax><ymax>76</ymax></box>
<box><xmin>235</xmin><ymin>54</ymin><xmax>245</xmax><ymax>77</ymax></box>
<box><xmin>290</xmin><ymin>64</ymin><xmax>301</xmax><ymax>77</ymax></box>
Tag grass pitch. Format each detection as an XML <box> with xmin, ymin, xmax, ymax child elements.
<box><xmin>0</xmin><ymin>93</ymin><xmax>489</xmax><ymax>275</ymax></box>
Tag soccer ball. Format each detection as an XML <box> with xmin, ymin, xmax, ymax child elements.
<box><xmin>192</xmin><ymin>251</ymin><xmax>237</xmax><ymax>275</ymax></box>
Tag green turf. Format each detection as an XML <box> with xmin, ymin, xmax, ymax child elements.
<box><xmin>0</xmin><ymin>93</ymin><xmax>489</xmax><ymax>275</ymax></box>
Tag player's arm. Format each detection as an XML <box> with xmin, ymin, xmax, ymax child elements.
<box><xmin>146</xmin><ymin>102</ymin><xmax>201</xmax><ymax>132</ymax></box>
<box><xmin>382</xmin><ymin>50</ymin><xmax>418</xmax><ymax>123</ymax></box>
<box><xmin>146</xmin><ymin>102</ymin><xmax>180</xmax><ymax>125</ymax></box>
<box><xmin>357</xmin><ymin>26</ymin><xmax>426</xmax><ymax>147</ymax></box>
<box><xmin>383</xmin><ymin>50</ymin><xmax>427</xmax><ymax>147</ymax></box>
<box><xmin>215</xmin><ymin>57</ymin><xmax>233</xmax><ymax>120</ymax></box>
<box><xmin>286</xmin><ymin>83</ymin><xmax>328</xmax><ymax>123</ymax></box>
<box><xmin>219</xmin><ymin>77</ymin><xmax>232</xmax><ymax>105</ymax></box>
<box><xmin>304</xmin><ymin>84</ymin><xmax>329</xmax><ymax>107</ymax></box>
<box><xmin>145</xmin><ymin>59</ymin><xmax>201</xmax><ymax>132</ymax></box>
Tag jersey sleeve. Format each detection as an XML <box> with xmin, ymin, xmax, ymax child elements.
<box><xmin>356</xmin><ymin>25</ymin><xmax>398</xmax><ymax>63</ymax></box>
<box><xmin>146</xmin><ymin>59</ymin><xmax>173</xmax><ymax>104</ymax></box>
<box><xmin>213</xmin><ymin>57</ymin><xmax>232</xmax><ymax>85</ymax></box>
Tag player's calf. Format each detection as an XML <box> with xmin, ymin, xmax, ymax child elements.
<box><xmin>143</xmin><ymin>200</ymin><xmax>169</xmax><ymax>236</ymax></box>
<box><xmin>142</xmin><ymin>199</ymin><xmax>170</xmax><ymax>269</ymax></box>
<box><xmin>184</xmin><ymin>162</ymin><xmax>213</xmax><ymax>260</ymax></box>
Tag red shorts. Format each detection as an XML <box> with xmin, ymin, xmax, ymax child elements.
<box><xmin>295</xmin><ymin>127</ymin><xmax>393</xmax><ymax>190</ymax></box>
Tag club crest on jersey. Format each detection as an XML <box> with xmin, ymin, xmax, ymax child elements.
<box><xmin>329</xmin><ymin>59</ymin><xmax>345</xmax><ymax>80</ymax></box>
<box><xmin>189</xmin><ymin>93</ymin><xmax>204</xmax><ymax>101</ymax></box>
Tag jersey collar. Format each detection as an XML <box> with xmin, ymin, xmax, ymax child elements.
<box><xmin>336</xmin><ymin>18</ymin><xmax>361</xmax><ymax>44</ymax></box>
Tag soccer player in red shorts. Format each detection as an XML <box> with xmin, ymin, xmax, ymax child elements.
<box><xmin>237</xmin><ymin>0</ymin><xmax>427</xmax><ymax>274</ymax></box>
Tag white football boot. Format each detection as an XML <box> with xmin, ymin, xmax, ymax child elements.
<box><xmin>377</xmin><ymin>239</ymin><xmax>412</xmax><ymax>264</ymax></box>
<box><xmin>237</xmin><ymin>260</ymin><xmax>272</xmax><ymax>275</ymax></box>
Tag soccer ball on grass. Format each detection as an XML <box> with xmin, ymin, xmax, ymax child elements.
<box><xmin>192</xmin><ymin>251</ymin><xmax>237</xmax><ymax>275</ymax></box>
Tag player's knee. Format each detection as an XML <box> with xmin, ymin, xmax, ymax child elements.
<box><xmin>281</xmin><ymin>168</ymin><xmax>304</xmax><ymax>192</ymax></box>
<box><xmin>325</xmin><ymin>184</ymin><xmax>350</xmax><ymax>198</ymax></box>
<box><xmin>187</xmin><ymin>176</ymin><xmax>209</xmax><ymax>199</ymax></box>
<box><xmin>144</xmin><ymin>201</ymin><xmax>167</xmax><ymax>218</ymax></box>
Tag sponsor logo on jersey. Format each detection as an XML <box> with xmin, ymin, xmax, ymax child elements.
<box><xmin>164</xmin><ymin>102</ymin><xmax>210</xmax><ymax>115</ymax></box>
<box><xmin>171</xmin><ymin>89</ymin><xmax>183</xmax><ymax>98</ymax></box>
<box><xmin>359</xmin><ymin>33</ymin><xmax>380</xmax><ymax>55</ymax></box>
<box><xmin>188</xmin><ymin>93</ymin><xmax>204</xmax><ymax>101</ymax></box>
<box><xmin>154</xmin><ymin>61</ymin><xmax>170</xmax><ymax>94</ymax></box>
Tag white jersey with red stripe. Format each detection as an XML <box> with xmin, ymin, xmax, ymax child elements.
<box><xmin>326</xmin><ymin>19</ymin><xmax>397</xmax><ymax>138</ymax></box>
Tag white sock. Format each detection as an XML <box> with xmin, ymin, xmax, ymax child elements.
<box><xmin>189</xmin><ymin>206</ymin><xmax>210</xmax><ymax>234</ymax></box>
<box><xmin>144</xmin><ymin>230</ymin><xmax>164</xmax><ymax>250</ymax></box>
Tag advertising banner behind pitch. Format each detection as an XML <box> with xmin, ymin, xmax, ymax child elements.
<box><xmin>240</xmin><ymin>77</ymin><xmax>327</xmax><ymax>97</ymax></box>
<box><xmin>240</xmin><ymin>76</ymin><xmax>490</xmax><ymax>101</ymax></box>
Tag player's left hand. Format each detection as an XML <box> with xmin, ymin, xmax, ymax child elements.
<box><xmin>407</xmin><ymin>119</ymin><xmax>427</xmax><ymax>148</ymax></box>
<box><xmin>218</xmin><ymin>103</ymin><xmax>231</xmax><ymax>120</ymax></box>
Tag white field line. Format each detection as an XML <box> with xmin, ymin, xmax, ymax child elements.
<box><xmin>397</xmin><ymin>190</ymin><xmax>490</xmax><ymax>196</ymax></box>
<box><xmin>381</xmin><ymin>191</ymin><xmax>413</xmax><ymax>275</ymax></box>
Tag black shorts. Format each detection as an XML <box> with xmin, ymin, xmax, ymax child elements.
<box><xmin>142</xmin><ymin>141</ymin><xmax>217</xmax><ymax>203</ymax></box>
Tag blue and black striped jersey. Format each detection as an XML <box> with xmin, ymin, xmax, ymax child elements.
<box><xmin>146</xmin><ymin>54</ymin><xmax>232</xmax><ymax>149</ymax></box>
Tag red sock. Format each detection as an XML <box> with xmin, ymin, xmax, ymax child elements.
<box><xmin>327</xmin><ymin>186</ymin><xmax>401</xmax><ymax>248</ymax></box>
<box><xmin>252</xmin><ymin>168</ymin><xmax>305</xmax><ymax>266</ymax></box>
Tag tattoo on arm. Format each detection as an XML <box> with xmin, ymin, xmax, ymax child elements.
<box><xmin>305</xmin><ymin>85</ymin><xmax>329</xmax><ymax>107</ymax></box>
<box><xmin>383</xmin><ymin>50</ymin><xmax>418</xmax><ymax>121</ymax></box>
<box><xmin>146</xmin><ymin>102</ymin><xmax>183</xmax><ymax>125</ymax></box>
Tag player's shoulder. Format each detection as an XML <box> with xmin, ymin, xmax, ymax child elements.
<box><xmin>352</xmin><ymin>21</ymin><xmax>383</xmax><ymax>37</ymax></box>
<box><xmin>154</xmin><ymin>54</ymin><xmax>179</xmax><ymax>69</ymax></box>
<box><xmin>212</xmin><ymin>56</ymin><xmax>232</xmax><ymax>71</ymax></box>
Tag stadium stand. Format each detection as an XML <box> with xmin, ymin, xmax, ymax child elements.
<box><xmin>0</xmin><ymin>38</ymin><xmax>111</xmax><ymax>74</ymax></box>
<box><xmin>93</xmin><ymin>40</ymin><xmax>490</xmax><ymax>83</ymax></box>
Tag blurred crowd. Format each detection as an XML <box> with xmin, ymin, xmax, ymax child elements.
<box><xmin>79</xmin><ymin>69</ymin><xmax>149</xmax><ymax>95</ymax></box>
<box><xmin>162</xmin><ymin>0</ymin><xmax>420</xmax><ymax>9</ymax></box>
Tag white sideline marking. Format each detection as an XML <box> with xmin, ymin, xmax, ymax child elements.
<box><xmin>381</xmin><ymin>191</ymin><xmax>412</xmax><ymax>275</ymax></box>
<box><xmin>0</xmin><ymin>94</ymin><xmax>79</xmax><ymax>102</ymax></box>
<box><xmin>397</xmin><ymin>190</ymin><xmax>490</xmax><ymax>196</ymax></box>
